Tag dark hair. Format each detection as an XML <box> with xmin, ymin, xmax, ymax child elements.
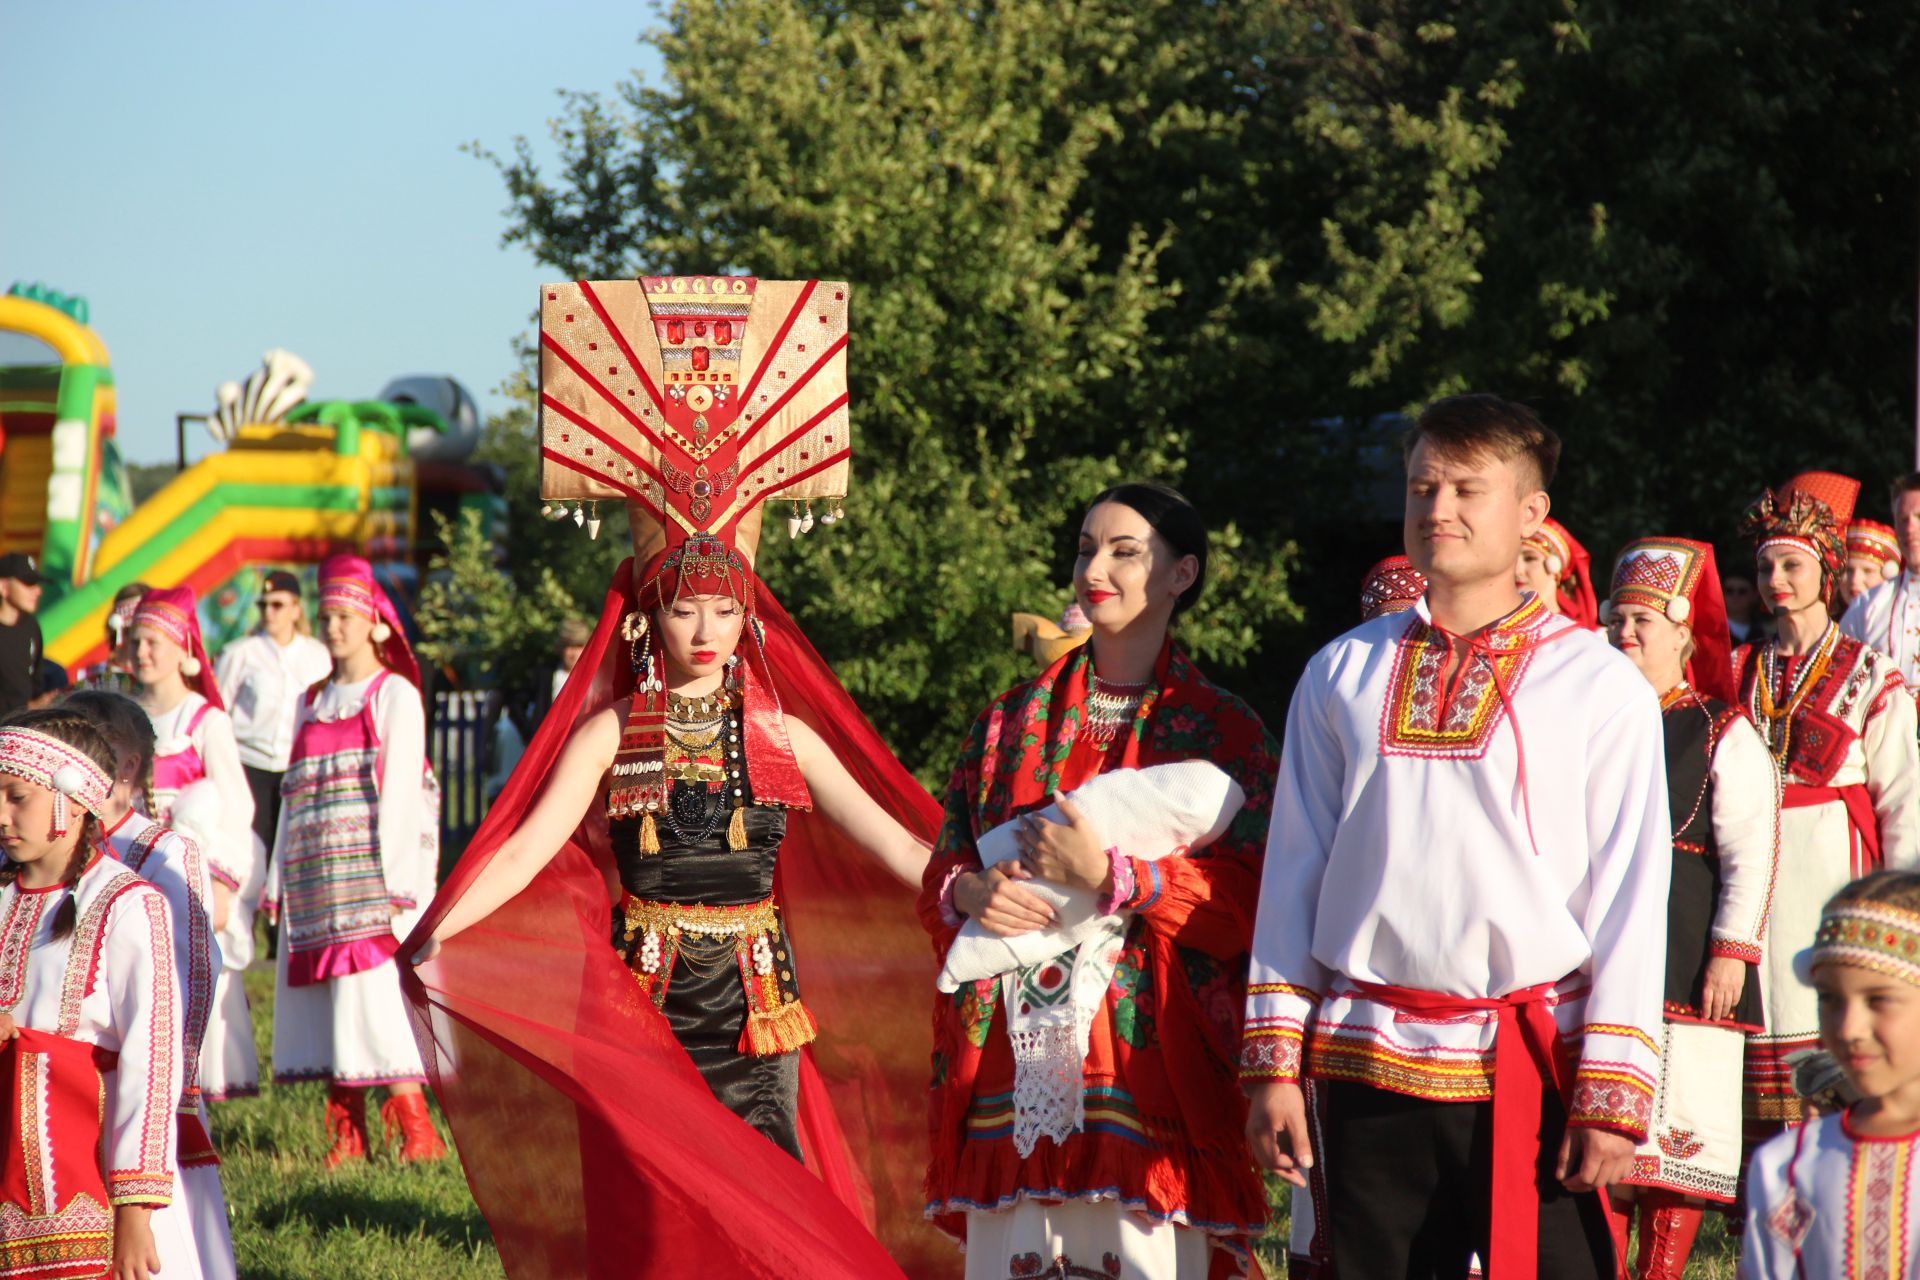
<box><xmin>0</xmin><ymin>707</ymin><xmax>120</xmax><ymax>940</ymax></box>
<box><xmin>60</xmin><ymin>689</ymin><xmax>155</xmax><ymax>810</ymax></box>
<box><xmin>1402</xmin><ymin>393</ymin><xmax>1561</xmax><ymax>493</ymax></box>
<box><xmin>1085</xmin><ymin>482</ymin><xmax>1209</xmax><ymax>617</ymax></box>
<box><xmin>1891</xmin><ymin>474</ymin><xmax>1920</xmax><ymax>509</ymax></box>
<box><xmin>111</xmin><ymin>582</ymin><xmax>149</xmax><ymax>608</ymax></box>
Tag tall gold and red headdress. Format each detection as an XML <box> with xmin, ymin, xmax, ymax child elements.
<box><xmin>1742</xmin><ymin>470</ymin><xmax>1858</xmax><ymax>588</ymax></box>
<box><xmin>538</xmin><ymin>276</ymin><xmax>852</xmax><ymax>836</ymax></box>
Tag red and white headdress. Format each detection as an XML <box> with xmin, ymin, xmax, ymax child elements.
<box><xmin>1847</xmin><ymin>519</ymin><xmax>1902</xmax><ymax>583</ymax></box>
<box><xmin>317</xmin><ymin>555</ymin><xmax>419</xmax><ymax>689</ymax></box>
<box><xmin>1359</xmin><ymin>555</ymin><xmax>1427</xmax><ymax>622</ymax></box>
<box><xmin>538</xmin><ymin>276</ymin><xmax>851</xmax><ymax>837</ymax></box>
<box><xmin>131</xmin><ymin>586</ymin><xmax>224</xmax><ymax>710</ymax></box>
<box><xmin>1742</xmin><ymin>471</ymin><xmax>1858</xmax><ymax>599</ymax></box>
<box><xmin>1608</xmin><ymin>537</ymin><xmax>1735</xmax><ymax>704</ymax></box>
<box><xmin>0</xmin><ymin>727</ymin><xmax>113</xmax><ymax>839</ymax></box>
<box><xmin>1521</xmin><ymin>517</ymin><xmax>1598</xmax><ymax>628</ymax></box>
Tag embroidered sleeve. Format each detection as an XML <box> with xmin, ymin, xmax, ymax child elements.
<box><xmin>916</xmin><ymin>711</ymin><xmax>992</xmax><ymax>956</ymax></box>
<box><xmin>105</xmin><ymin>888</ymin><xmax>180</xmax><ymax>1205</ymax></box>
<box><xmin>1567</xmin><ymin>687</ymin><xmax>1668</xmax><ymax>1141</ymax></box>
<box><xmin>126</xmin><ymin>832</ymin><xmax>216</xmax><ymax>1111</ymax></box>
<box><xmin>373</xmin><ymin>678</ymin><xmax>430</xmax><ymax>906</ymax></box>
<box><xmin>1242</xmin><ymin>655</ymin><xmax>1341</xmax><ymax>1083</ymax></box>
<box><xmin>1862</xmin><ymin>666</ymin><xmax>1920</xmax><ymax>869</ymax></box>
<box><xmin>1708</xmin><ymin>715</ymin><xmax>1780</xmax><ymax>960</ymax></box>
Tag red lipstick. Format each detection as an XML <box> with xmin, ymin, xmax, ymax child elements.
<box><xmin>1084</xmin><ymin>590</ymin><xmax>1117</xmax><ymax>604</ymax></box>
<box><xmin>693</xmin><ymin>650</ymin><xmax>718</xmax><ymax>664</ymax></box>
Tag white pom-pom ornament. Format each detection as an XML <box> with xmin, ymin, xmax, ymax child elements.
<box><xmin>180</xmin><ymin>655</ymin><xmax>202</xmax><ymax>678</ymax></box>
<box><xmin>1665</xmin><ymin>597</ymin><xmax>1691</xmax><ymax>623</ymax></box>
<box><xmin>1598</xmin><ymin>600</ymin><xmax>1615</xmax><ymax>625</ymax></box>
<box><xmin>50</xmin><ymin>765</ymin><xmax>85</xmax><ymax>797</ymax></box>
<box><xmin>371</xmin><ymin>622</ymin><xmax>392</xmax><ymax>644</ymax></box>
<box><xmin>1545</xmin><ymin>554</ymin><xmax>1565</xmax><ymax>575</ymax></box>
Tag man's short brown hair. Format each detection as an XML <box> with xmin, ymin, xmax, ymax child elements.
<box><xmin>1402</xmin><ymin>393</ymin><xmax>1561</xmax><ymax>494</ymax></box>
<box><xmin>1890</xmin><ymin>473</ymin><xmax>1920</xmax><ymax>508</ymax></box>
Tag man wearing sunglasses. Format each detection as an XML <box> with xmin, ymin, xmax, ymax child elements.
<box><xmin>213</xmin><ymin>570</ymin><xmax>334</xmax><ymax>886</ymax></box>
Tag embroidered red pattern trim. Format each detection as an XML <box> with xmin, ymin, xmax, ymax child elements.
<box><xmin>1378</xmin><ymin>598</ymin><xmax>1549</xmax><ymax>760</ymax></box>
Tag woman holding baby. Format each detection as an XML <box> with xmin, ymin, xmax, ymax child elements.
<box><xmin>919</xmin><ymin>482</ymin><xmax>1279</xmax><ymax>1280</ymax></box>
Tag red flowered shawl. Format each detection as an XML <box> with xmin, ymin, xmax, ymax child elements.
<box><xmin>916</xmin><ymin>639</ymin><xmax>1277</xmax><ymax>1255</ymax></box>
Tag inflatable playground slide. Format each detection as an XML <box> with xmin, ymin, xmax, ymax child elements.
<box><xmin>0</xmin><ymin>283</ymin><xmax>499</xmax><ymax>673</ymax></box>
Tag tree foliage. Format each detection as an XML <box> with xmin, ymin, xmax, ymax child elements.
<box><xmin>478</xmin><ymin>0</ymin><xmax>1919</xmax><ymax>770</ymax></box>
<box><xmin>415</xmin><ymin>507</ymin><xmax>580</xmax><ymax>695</ymax></box>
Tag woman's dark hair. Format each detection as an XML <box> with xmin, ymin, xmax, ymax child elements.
<box><xmin>0</xmin><ymin>706</ymin><xmax>120</xmax><ymax>940</ymax></box>
<box><xmin>1085</xmin><ymin>481</ymin><xmax>1209</xmax><ymax>617</ymax></box>
<box><xmin>60</xmin><ymin>689</ymin><xmax>155</xmax><ymax>810</ymax></box>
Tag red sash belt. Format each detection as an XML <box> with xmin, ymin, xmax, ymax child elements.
<box><xmin>1351</xmin><ymin>980</ymin><xmax>1571</xmax><ymax>1280</ymax></box>
<box><xmin>1784</xmin><ymin>782</ymin><xmax>1881</xmax><ymax>877</ymax></box>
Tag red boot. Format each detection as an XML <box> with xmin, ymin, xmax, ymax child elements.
<box><xmin>323</xmin><ymin>1085</ymin><xmax>369</xmax><ymax>1168</ymax></box>
<box><xmin>1605</xmin><ymin>1196</ymin><xmax>1633</xmax><ymax>1279</ymax></box>
<box><xmin>381</xmin><ymin>1091</ymin><xmax>449</xmax><ymax>1162</ymax></box>
<box><xmin>1634</xmin><ymin>1194</ymin><xmax>1705</xmax><ymax>1280</ymax></box>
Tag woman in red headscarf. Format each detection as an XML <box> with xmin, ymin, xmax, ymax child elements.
<box><xmin>920</xmin><ymin>483</ymin><xmax>1278</xmax><ymax>1280</ymax></box>
<box><xmin>405</xmin><ymin>275</ymin><xmax>949</xmax><ymax>1279</ymax></box>
<box><xmin>130</xmin><ymin>587</ymin><xmax>255</xmax><ymax>927</ymax></box>
<box><xmin>1601</xmin><ymin>538</ymin><xmax>1778</xmax><ymax>1277</ymax></box>
<box><xmin>265</xmin><ymin>555</ymin><xmax>447</xmax><ymax>1166</ymax></box>
<box><xmin>1736</xmin><ymin>473</ymin><xmax>1920</xmax><ymax>1137</ymax></box>
<box><xmin>1516</xmin><ymin>516</ymin><xmax>1599</xmax><ymax>628</ymax></box>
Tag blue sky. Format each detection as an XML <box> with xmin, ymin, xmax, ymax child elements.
<box><xmin>1</xmin><ymin>1</ymin><xmax>663</xmax><ymax>463</ymax></box>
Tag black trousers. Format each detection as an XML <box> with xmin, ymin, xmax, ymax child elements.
<box><xmin>1322</xmin><ymin>1081</ymin><xmax>1615</xmax><ymax>1280</ymax></box>
<box><xmin>243</xmin><ymin>764</ymin><xmax>283</xmax><ymax>954</ymax></box>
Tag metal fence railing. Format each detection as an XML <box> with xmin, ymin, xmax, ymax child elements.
<box><xmin>430</xmin><ymin>689</ymin><xmax>493</xmax><ymax>872</ymax></box>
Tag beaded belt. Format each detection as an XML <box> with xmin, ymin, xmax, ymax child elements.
<box><xmin>615</xmin><ymin>893</ymin><xmax>817</xmax><ymax>1057</ymax></box>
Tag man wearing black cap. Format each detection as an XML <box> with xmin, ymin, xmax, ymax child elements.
<box><xmin>213</xmin><ymin>569</ymin><xmax>333</xmax><ymax>863</ymax></box>
<box><xmin>0</xmin><ymin>552</ymin><xmax>45</xmax><ymax>717</ymax></box>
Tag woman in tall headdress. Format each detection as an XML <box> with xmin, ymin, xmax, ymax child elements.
<box><xmin>1517</xmin><ymin>516</ymin><xmax>1599</xmax><ymax>628</ymax></box>
<box><xmin>1735</xmin><ymin>472</ymin><xmax>1920</xmax><ymax>1136</ymax></box>
<box><xmin>1601</xmin><ymin>539</ymin><xmax>1778</xmax><ymax>1278</ymax></box>
<box><xmin>918</xmin><ymin>482</ymin><xmax>1278</xmax><ymax>1279</ymax></box>
<box><xmin>405</xmin><ymin>276</ymin><xmax>948</xmax><ymax>1280</ymax></box>
<box><xmin>266</xmin><ymin>555</ymin><xmax>446</xmax><ymax>1166</ymax></box>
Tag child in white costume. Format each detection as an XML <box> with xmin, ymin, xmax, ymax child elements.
<box><xmin>63</xmin><ymin>688</ymin><xmax>239</xmax><ymax>1280</ymax></box>
<box><xmin>0</xmin><ymin>711</ymin><xmax>190</xmax><ymax>1280</ymax></box>
<box><xmin>1743</xmin><ymin>871</ymin><xmax>1920</xmax><ymax>1277</ymax></box>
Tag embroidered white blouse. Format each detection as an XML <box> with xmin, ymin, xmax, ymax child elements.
<box><xmin>1242</xmin><ymin>593</ymin><xmax>1672</xmax><ymax>1136</ymax></box>
<box><xmin>1741</xmin><ymin>1111</ymin><xmax>1920</xmax><ymax>1279</ymax></box>
<box><xmin>0</xmin><ymin>854</ymin><xmax>182</xmax><ymax>1204</ymax></box>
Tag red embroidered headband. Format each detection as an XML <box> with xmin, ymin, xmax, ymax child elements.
<box><xmin>319</xmin><ymin>577</ymin><xmax>380</xmax><ymax>621</ymax></box>
<box><xmin>0</xmin><ymin>728</ymin><xmax>113</xmax><ymax>839</ymax></box>
<box><xmin>1848</xmin><ymin>520</ymin><xmax>1902</xmax><ymax>574</ymax></box>
<box><xmin>1799</xmin><ymin>901</ymin><xmax>1920</xmax><ymax>989</ymax></box>
<box><xmin>131</xmin><ymin>598</ymin><xmax>193</xmax><ymax>649</ymax></box>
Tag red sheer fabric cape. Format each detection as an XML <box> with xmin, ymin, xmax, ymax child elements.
<box><xmin>400</xmin><ymin>559</ymin><xmax>952</xmax><ymax>1279</ymax></box>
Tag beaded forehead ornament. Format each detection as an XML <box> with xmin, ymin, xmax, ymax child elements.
<box><xmin>1800</xmin><ymin>901</ymin><xmax>1920</xmax><ymax>988</ymax></box>
<box><xmin>0</xmin><ymin>728</ymin><xmax>113</xmax><ymax>839</ymax></box>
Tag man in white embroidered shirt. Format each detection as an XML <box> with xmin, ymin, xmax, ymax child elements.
<box><xmin>1839</xmin><ymin>471</ymin><xmax>1920</xmax><ymax>680</ymax></box>
<box><xmin>1242</xmin><ymin>394</ymin><xmax>1671</xmax><ymax>1280</ymax></box>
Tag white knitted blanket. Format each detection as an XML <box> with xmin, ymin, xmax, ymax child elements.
<box><xmin>936</xmin><ymin>760</ymin><xmax>1245</xmax><ymax>1156</ymax></box>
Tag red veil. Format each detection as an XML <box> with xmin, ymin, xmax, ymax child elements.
<box><xmin>400</xmin><ymin>559</ymin><xmax>952</xmax><ymax>1278</ymax></box>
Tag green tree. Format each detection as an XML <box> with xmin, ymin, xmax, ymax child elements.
<box><xmin>415</xmin><ymin>507</ymin><xmax>580</xmax><ymax>696</ymax></box>
<box><xmin>480</xmin><ymin>0</ymin><xmax>1303</xmax><ymax>778</ymax></box>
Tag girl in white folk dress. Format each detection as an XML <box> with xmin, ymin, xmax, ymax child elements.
<box><xmin>65</xmin><ymin>688</ymin><xmax>242</xmax><ymax>1280</ymax></box>
<box><xmin>0</xmin><ymin>709</ymin><xmax>189</xmax><ymax>1280</ymax></box>
<box><xmin>1743</xmin><ymin>871</ymin><xmax>1920</xmax><ymax>1277</ymax></box>
<box><xmin>265</xmin><ymin>555</ymin><xmax>445</xmax><ymax>1165</ymax></box>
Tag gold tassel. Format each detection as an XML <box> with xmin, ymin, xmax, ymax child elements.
<box><xmin>727</xmin><ymin>802</ymin><xmax>747</xmax><ymax>851</ymax></box>
<box><xmin>639</xmin><ymin>811</ymin><xmax>661</xmax><ymax>855</ymax></box>
<box><xmin>739</xmin><ymin>999</ymin><xmax>819</xmax><ymax>1056</ymax></box>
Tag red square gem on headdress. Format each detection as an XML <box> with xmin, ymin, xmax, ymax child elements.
<box><xmin>691</xmin><ymin>348</ymin><xmax>710</xmax><ymax>372</ymax></box>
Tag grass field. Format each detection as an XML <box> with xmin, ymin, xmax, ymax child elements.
<box><xmin>217</xmin><ymin>963</ymin><xmax>1743</xmax><ymax>1278</ymax></box>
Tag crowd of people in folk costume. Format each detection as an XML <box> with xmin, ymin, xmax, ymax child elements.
<box><xmin>0</xmin><ymin>556</ymin><xmax>445</xmax><ymax>1280</ymax></box>
<box><xmin>11</xmin><ymin>388</ymin><xmax>1920</xmax><ymax>1280</ymax></box>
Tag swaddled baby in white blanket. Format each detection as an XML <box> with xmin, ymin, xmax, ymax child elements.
<box><xmin>937</xmin><ymin>760</ymin><xmax>1247</xmax><ymax>1157</ymax></box>
<box><xmin>937</xmin><ymin>759</ymin><xmax>1245</xmax><ymax>992</ymax></box>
